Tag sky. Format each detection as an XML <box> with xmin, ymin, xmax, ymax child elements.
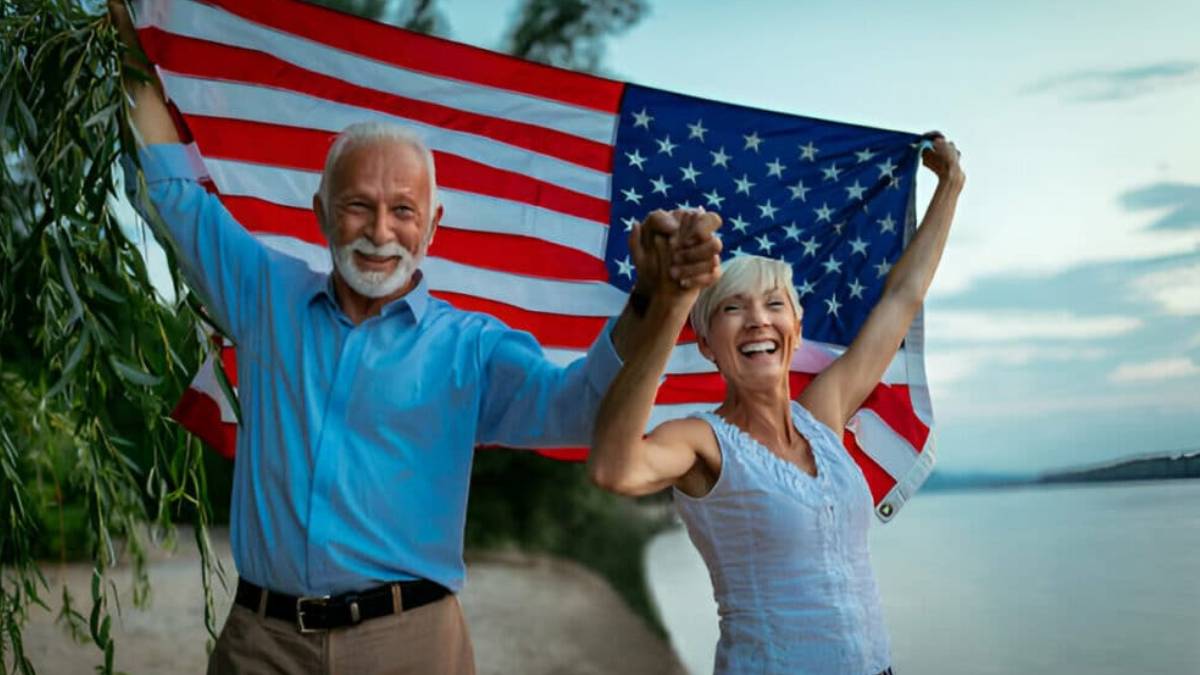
<box><xmin>438</xmin><ymin>0</ymin><xmax>1200</xmax><ymax>474</ymax></box>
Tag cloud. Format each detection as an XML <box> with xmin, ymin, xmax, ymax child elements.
<box><xmin>1109</xmin><ymin>357</ymin><xmax>1200</xmax><ymax>383</ymax></box>
<box><xmin>928</xmin><ymin>310</ymin><xmax>1140</xmax><ymax>343</ymax></box>
<box><xmin>926</xmin><ymin>345</ymin><xmax>1109</xmax><ymax>387</ymax></box>
<box><xmin>1019</xmin><ymin>60</ymin><xmax>1200</xmax><ymax>102</ymax></box>
<box><xmin>1119</xmin><ymin>182</ymin><xmax>1200</xmax><ymax>231</ymax></box>
<box><xmin>1129</xmin><ymin>262</ymin><xmax>1200</xmax><ymax>315</ymax></box>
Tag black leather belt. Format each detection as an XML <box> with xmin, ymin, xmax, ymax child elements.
<box><xmin>235</xmin><ymin>578</ymin><xmax>450</xmax><ymax>633</ymax></box>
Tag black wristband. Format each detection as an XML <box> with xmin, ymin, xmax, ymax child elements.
<box><xmin>630</xmin><ymin>288</ymin><xmax>652</xmax><ymax>318</ymax></box>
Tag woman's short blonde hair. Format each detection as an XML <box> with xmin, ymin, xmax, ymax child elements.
<box><xmin>689</xmin><ymin>255</ymin><xmax>803</xmax><ymax>341</ymax></box>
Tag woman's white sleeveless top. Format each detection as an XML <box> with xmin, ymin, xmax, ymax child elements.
<box><xmin>673</xmin><ymin>401</ymin><xmax>891</xmax><ymax>675</ymax></box>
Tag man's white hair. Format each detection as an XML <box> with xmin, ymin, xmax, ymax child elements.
<box><xmin>316</xmin><ymin>122</ymin><xmax>440</xmax><ymax>236</ymax></box>
<box><xmin>689</xmin><ymin>255</ymin><xmax>803</xmax><ymax>341</ymax></box>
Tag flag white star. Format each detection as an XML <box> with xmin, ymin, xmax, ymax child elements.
<box><xmin>800</xmin><ymin>236</ymin><xmax>820</xmax><ymax>257</ymax></box>
<box><xmin>622</xmin><ymin>216</ymin><xmax>639</xmax><ymax>231</ymax></box>
<box><xmin>782</xmin><ymin>223</ymin><xmax>802</xmax><ymax>241</ymax></box>
<box><xmin>687</xmin><ymin>119</ymin><xmax>708</xmax><ymax>141</ymax></box>
<box><xmin>676</xmin><ymin>200</ymin><xmax>697</xmax><ymax>210</ymax></box>
<box><xmin>756</xmin><ymin>233</ymin><xmax>774</xmax><ymax>253</ymax></box>
<box><xmin>625</xmin><ymin>149</ymin><xmax>646</xmax><ymax>170</ymax></box>
<box><xmin>821</xmin><ymin>163</ymin><xmax>842</xmax><ymax>182</ymax></box>
<box><xmin>848</xmin><ymin>278</ymin><xmax>865</xmax><ymax>299</ymax></box>
<box><xmin>734</xmin><ymin>174</ymin><xmax>756</xmax><ymax>195</ymax></box>
<box><xmin>765</xmin><ymin>158</ymin><xmax>785</xmax><ymax>178</ymax></box>
<box><xmin>849</xmin><ymin>237</ymin><xmax>869</xmax><ymax>256</ymax></box>
<box><xmin>632</xmin><ymin>108</ymin><xmax>653</xmax><ymax>129</ymax></box>
<box><xmin>877</xmin><ymin>157</ymin><xmax>897</xmax><ymax>179</ymax></box>
<box><xmin>621</xmin><ymin>187</ymin><xmax>642</xmax><ymax>204</ymax></box>
<box><xmin>729</xmin><ymin>214</ymin><xmax>750</xmax><ymax>233</ymax></box>
<box><xmin>650</xmin><ymin>175</ymin><xmax>671</xmax><ymax>196</ymax></box>
<box><xmin>799</xmin><ymin>141</ymin><xmax>819</xmax><ymax>161</ymax></box>
<box><xmin>656</xmin><ymin>135</ymin><xmax>677</xmax><ymax>156</ymax></box>
<box><xmin>710</xmin><ymin>146</ymin><xmax>731</xmax><ymax>168</ymax></box>
<box><xmin>821</xmin><ymin>256</ymin><xmax>842</xmax><ymax>275</ymax></box>
<box><xmin>680</xmin><ymin>162</ymin><xmax>702</xmax><ymax>183</ymax></box>
<box><xmin>703</xmin><ymin>189</ymin><xmax>725</xmax><ymax>209</ymax></box>
<box><xmin>731</xmin><ymin>246</ymin><xmax>748</xmax><ymax>257</ymax></box>
<box><xmin>877</xmin><ymin>214</ymin><xmax>897</xmax><ymax>233</ymax></box>
<box><xmin>832</xmin><ymin>222</ymin><xmax>846</xmax><ymax>235</ymax></box>
<box><xmin>825</xmin><ymin>294</ymin><xmax>841</xmax><ymax>317</ymax></box>
<box><xmin>616</xmin><ymin>256</ymin><xmax>634</xmax><ymax>278</ymax></box>
<box><xmin>888</xmin><ymin>176</ymin><xmax>902</xmax><ymax>190</ymax></box>
<box><xmin>874</xmin><ymin>259</ymin><xmax>893</xmax><ymax>278</ymax></box>
<box><xmin>743</xmin><ymin>131</ymin><xmax>763</xmax><ymax>152</ymax></box>
<box><xmin>814</xmin><ymin>202</ymin><xmax>834</xmax><ymax>223</ymax></box>
<box><xmin>797</xmin><ymin>279</ymin><xmax>816</xmax><ymax>297</ymax></box>
<box><xmin>855</xmin><ymin>148</ymin><xmax>876</xmax><ymax>163</ymax></box>
<box><xmin>757</xmin><ymin>199</ymin><xmax>778</xmax><ymax>220</ymax></box>
<box><xmin>845</xmin><ymin>181</ymin><xmax>867</xmax><ymax>200</ymax></box>
<box><xmin>788</xmin><ymin>180</ymin><xmax>810</xmax><ymax>201</ymax></box>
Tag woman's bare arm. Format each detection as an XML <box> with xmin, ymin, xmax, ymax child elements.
<box><xmin>801</xmin><ymin>135</ymin><xmax>965</xmax><ymax>432</ymax></box>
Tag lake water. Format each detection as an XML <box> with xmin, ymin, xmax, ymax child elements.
<box><xmin>645</xmin><ymin>480</ymin><xmax>1200</xmax><ymax>675</ymax></box>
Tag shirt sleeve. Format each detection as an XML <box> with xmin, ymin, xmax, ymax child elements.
<box><xmin>136</xmin><ymin>143</ymin><xmax>268</xmax><ymax>343</ymax></box>
<box><xmin>476</xmin><ymin>317</ymin><xmax>624</xmax><ymax>448</ymax></box>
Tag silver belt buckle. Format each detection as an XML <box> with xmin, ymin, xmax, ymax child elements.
<box><xmin>295</xmin><ymin>595</ymin><xmax>330</xmax><ymax>634</ymax></box>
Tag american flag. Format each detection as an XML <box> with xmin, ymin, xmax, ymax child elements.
<box><xmin>134</xmin><ymin>0</ymin><xmax>935</xmax><ymax>521</ymax></box>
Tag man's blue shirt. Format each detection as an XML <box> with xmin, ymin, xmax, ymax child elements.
<box><xmin>138</xmin><ymin>144</ymin><xmax>622</xmax><ymax>596</ymax></box>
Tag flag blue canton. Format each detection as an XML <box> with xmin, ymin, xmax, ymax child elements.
<box><xmin>606</xmin><ymin>84</ymin><xmax>923</xmax><ymax>346</ymax></box>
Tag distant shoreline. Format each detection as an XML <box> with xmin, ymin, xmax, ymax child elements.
<box><xmin>922</xmin><ymin>449</ymin><xmax>1200</xmax><ymax>493</ymax></box>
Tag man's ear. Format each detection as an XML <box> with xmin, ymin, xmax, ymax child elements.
<box><xmin>426</xmin><ymin>203</ymin><xmax>444</xmax><ymax>251</ymax></box>
<box><xmin>313</xmin><ymin>194</ymin><xmax>329</xmax><ymax>238</ymax></box>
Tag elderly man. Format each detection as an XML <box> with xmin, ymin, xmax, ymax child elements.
<box><xmin>112</xmin><ymin>4</ymin><xmax>721</xmax><ymax>674</ymax></box>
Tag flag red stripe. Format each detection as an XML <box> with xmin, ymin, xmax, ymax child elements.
<box><xmin>139</xmin><ymin>29</ymin><xmax>613</xmax><ymax>173</ymax></box>
<box><xmin>430</xmin><ymin>292</ymin><xmax>608</xmax><ymax>349</ymax></box>
<box><xmin>860</xmin><ymin>383</ymin><xmax>931</xmax><ymax>451</ymax></box>
<box><xmin>203</xmin><ymin>0</ymin><xmax>625</xmax><ymax>114</ymax></box>
<box><xmin>186</xmin><ymin>118</ymin><xmax>610</xmax><ymax>225</ymax></box>
<box><xmin>172</xmin><ymin>389</ymin><xmax>237</xmax><ymax>460</ymax></box>
<box><xmin>428</xmin><ymin>230</ymin><xmax>609</xmax><ymax>283</ymax></box>
<box><xmin>843</xmin><ymin>432</ymin><xmax>894</xmax><ymax>504</ymax></box>
<box><xmin>221</xmin><ymin>197</ymin><xmax>608</xmax><ymax>282</ymax></box>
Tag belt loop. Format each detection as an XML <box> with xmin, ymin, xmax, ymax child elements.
<box><xmin>256</xmin><ymin>586</ymin><xmax>269</xmax><ymax>618</ymax></box>
<box><xmin>391</xmin><ymin>583</ymin><xmax>403</xmax><ymax>614</ymax></box>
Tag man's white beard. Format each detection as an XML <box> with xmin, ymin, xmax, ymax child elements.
<box><xmin>331</xmin><ymin>237</ymin><xmax>420</xmax><ymax>298</ymax></box>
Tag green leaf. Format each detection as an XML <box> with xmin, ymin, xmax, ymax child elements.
<box><xmin>83</xmin><ymin>101</ymin><xmax>120</xmax><ymax>130</ymax></box>
<box><xmin>107</xmin><ymin>356</ymin><xmax>162</xmax><ymax>387</ymax></box>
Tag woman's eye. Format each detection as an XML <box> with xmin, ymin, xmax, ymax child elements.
<box><xmin>722</xmin><ymin>305</ymin><xmax>740</xmax><ymax>312</ymax></box>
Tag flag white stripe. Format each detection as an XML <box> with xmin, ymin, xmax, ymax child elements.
<box><xmin>848</xmin><ymin>409</ymin><xmax>919</xmax><ymax>481</ymax></box>
<box><xmin>203</xmin><ymin>158</ymin><xmax>610</xmax><ymax>259</ymax></box>
<box><xmin>134</xmin><ymin>0</ymin><xmax>617</xmax><ymax>145</ymax></box>
<box><xmin>158</xmin><ymin>71</ymin><xmax>611</xmax><ymax>201</ymax></box>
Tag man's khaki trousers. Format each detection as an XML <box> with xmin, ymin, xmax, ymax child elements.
<box><xmin>206</xmin><ymin>593</ymin><xmax>475</xmax><ymax>674</ymax></box>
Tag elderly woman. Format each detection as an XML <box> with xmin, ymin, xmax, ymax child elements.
<box><xmin>589</xmin><ymin>136</ymin><xmax>963</xmax><ymax>674</ymax></box>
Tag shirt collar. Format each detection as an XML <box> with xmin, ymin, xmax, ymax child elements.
<box><xmin>308</xmin><ymin>270</ymin><xmax>431</xmax><ymax>324</ymax></box>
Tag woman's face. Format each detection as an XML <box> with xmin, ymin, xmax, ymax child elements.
<box><xmin>700</xmin><ymin>286</ymin><xmax>802</xmax><ymax>390</ymax></box>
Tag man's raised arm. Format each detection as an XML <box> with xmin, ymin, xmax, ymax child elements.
<box><xmin>112</xmin><ymin>0</ymin><xmax>269</xmax><ymax>342</ymax></box>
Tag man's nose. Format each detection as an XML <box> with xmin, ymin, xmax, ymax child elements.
<box><xmin>365</xmin><ymin>207</ymin><xmax>393</xmax><ymax>246</ymax></box>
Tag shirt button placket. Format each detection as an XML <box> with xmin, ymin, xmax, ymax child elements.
<box><xmin>306</xmin><ymin>325</ymin><xmax>367</xmax><ymax>588</ymax></box>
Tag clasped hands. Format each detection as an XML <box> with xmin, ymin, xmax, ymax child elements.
<box><xmin>629</xmin><ymin>208</ymin><xmax>723</xmax><ymax>309</ymax></box>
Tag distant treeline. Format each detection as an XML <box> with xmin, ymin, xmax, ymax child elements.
<box><xmin>1038</xmin><ymin>451</ymin><xmax>1200</xmax><ymax>485</ymax></box>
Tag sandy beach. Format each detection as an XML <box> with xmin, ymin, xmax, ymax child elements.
<box><xmin>19</xmin><ymin>529</ymin><xmax>685</xmax><ymax>674</ymax></box>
